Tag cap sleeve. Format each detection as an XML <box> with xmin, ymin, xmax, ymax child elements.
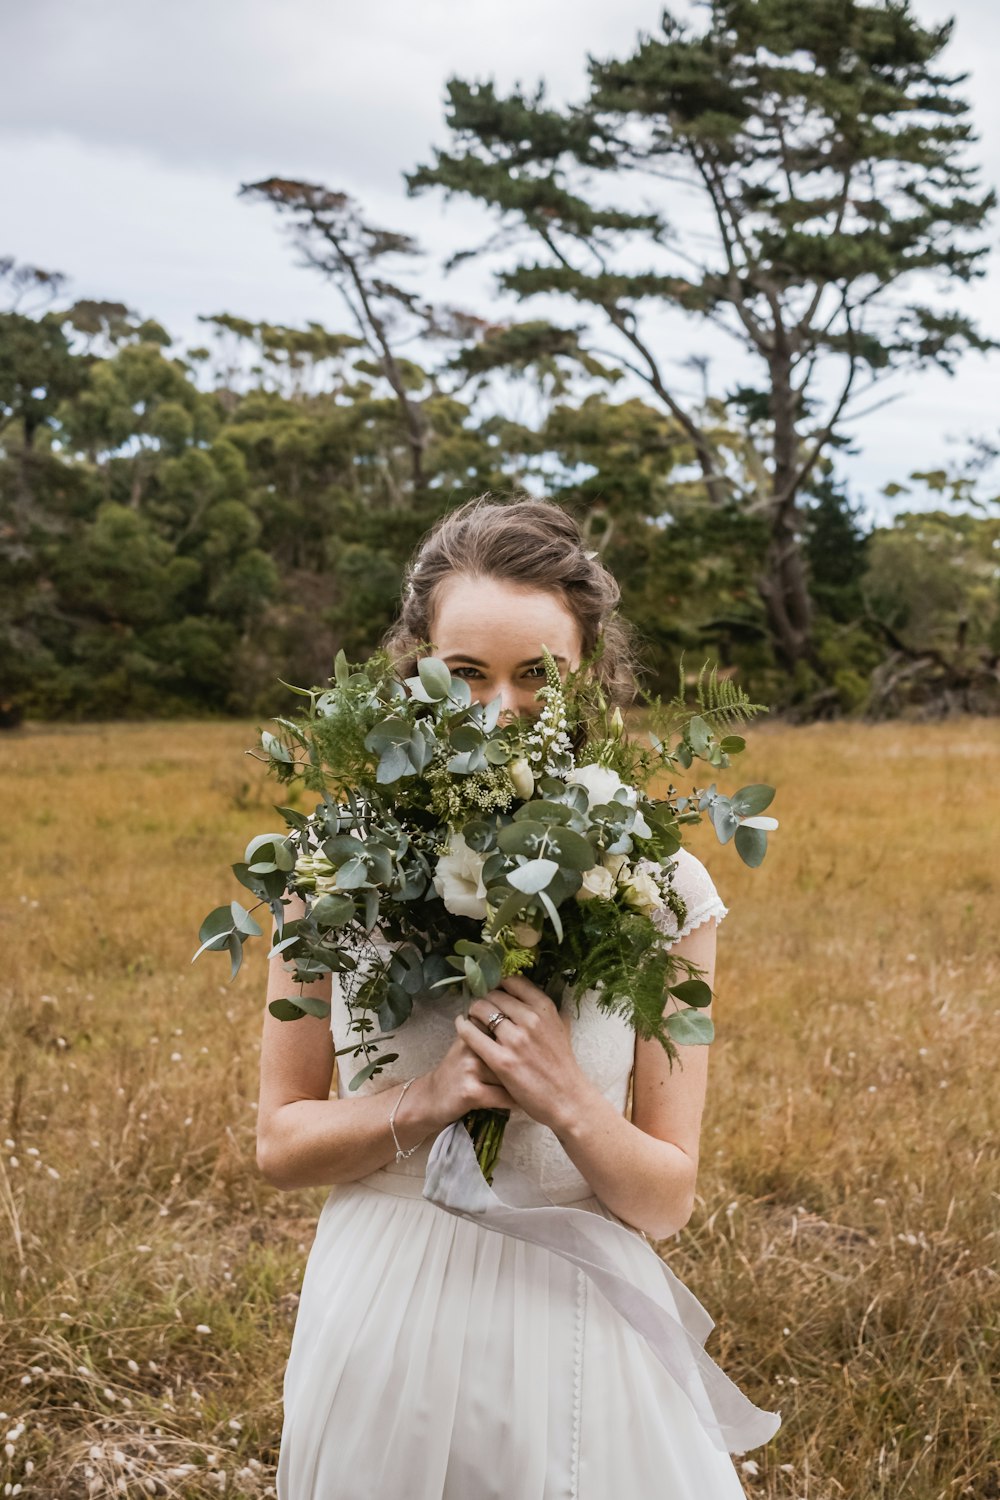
<box><xmin>638</xmin><ymin>846</ymin><xmax>728</xmax><ymax>945</ymax></box>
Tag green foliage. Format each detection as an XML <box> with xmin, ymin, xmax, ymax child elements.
<box><xmin>406</xmin><ymin>0</ymin><xmax>996</xmax><ymax>674</ymax></box>
<box><xmin>196</xmin><ymin>643</ymin><xmax>775</xmax><ymax>1110</ymax></box>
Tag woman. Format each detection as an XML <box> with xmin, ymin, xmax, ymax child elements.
<box><xmin>258</xmin><ymin>495</ymin><xmax>777</xmax><ymax>1498</ymax></box>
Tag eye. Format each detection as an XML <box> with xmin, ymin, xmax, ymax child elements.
<box><xmin>450</xmin><ymin>665</ymin><xmax>482</xmax><ymax>679</ymax></box>
<box><xmin>524</xmin><ymin>665</ymin><xmax>546</xmax><ymax>679</ymax></box>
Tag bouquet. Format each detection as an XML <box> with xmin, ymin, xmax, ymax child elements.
<box><xmin>193</xmin><ymin>645</ymin><xmax>777</xmax><ymax>1181</ymax></box>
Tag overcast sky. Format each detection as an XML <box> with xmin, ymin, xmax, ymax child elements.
<box><xmin>3</xmin><ymin>0</ymin><xmax>998</xmax><ymax>516</ymax></box>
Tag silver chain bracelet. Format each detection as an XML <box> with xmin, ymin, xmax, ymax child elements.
<box><xmin>388</xmin><ymin>1077</ymin><xmax>422</xmax><ymax>1162</ymax></box>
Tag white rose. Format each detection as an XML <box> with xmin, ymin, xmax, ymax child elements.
<box><xmin>621</xmin><ymin>867</ymin><xmax>665</xmax><ymax>917</ymax></box>
<box><xmin>566</xmin><ymin>762</ymin><xmax>629</xmax><ymax>809</ymax></box>
<box><xmin>601</xmin><ymin>851</ymin><xmax>631</xmax><ymax>882</ymax></box>
<box><xmin>575</xmin><ymin>863</ymin><xmax>616</xmax><ymax>902</ymax></box>
<box><xmin>508</xmin><ymin>757</ymin><xmax>535</xmax><ymax>800</ymax></box>
<box><xmin>431</xmin><ymin>832</ymin><xmax>489</xmax><ymax>919</ymax></box>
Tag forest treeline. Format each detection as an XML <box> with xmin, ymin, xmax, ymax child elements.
<box><xmin>2</xmin><ymin>0</ymin><xmax>999</xmax><ymax>724</ymax></box>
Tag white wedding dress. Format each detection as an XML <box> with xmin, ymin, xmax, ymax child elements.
<box><xmin>276</xmin><ymin>848</ymin><xmax>779</xmax><ymax>1499</ymax></box>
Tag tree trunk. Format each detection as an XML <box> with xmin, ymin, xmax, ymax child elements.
<box><xmin>758</xmin><ymin>357</ymin><xmax>815</xmax><ymax>674</ymax></box>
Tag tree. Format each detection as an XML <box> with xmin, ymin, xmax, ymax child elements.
<box><xmin>239</xmin><ymin>180</ymin><xmax>449</xmax><ymax>498</ymax></box>
<box><xmin>862</xmin><ymin>507</ymin><xmax>1000</xmax><ymax>715</ymax></box>
<box><xmin>406</xmin><ymin>0</ymin><xmax>996</xmax><ymax>676</ymax></box>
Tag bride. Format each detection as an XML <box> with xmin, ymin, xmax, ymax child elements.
<box><xmin>257</xmin><ymin>494</ymin><xmax>779</xmax><ymax>1498</ymax></box>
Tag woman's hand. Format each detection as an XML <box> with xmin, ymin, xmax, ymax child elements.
<box><xmin>406</xmin><ymin>1027</ymin><xmax>519</xmax><ymax>1138</ymax></box>
<box><xmin>456</xmin><ymin>974</ymin><xmax>594</xmax><ymax>1134</ymax></box>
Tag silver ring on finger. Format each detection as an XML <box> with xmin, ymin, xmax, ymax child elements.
<box><xmin>485</xmin><ymin>1007</ymin><xmax>508</xmax><ymax>1037</ymax></box>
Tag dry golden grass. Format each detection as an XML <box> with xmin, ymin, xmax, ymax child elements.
<box><xmin>0</xmin><ymin>717</ymin><xmax>997</xmax><ymax>1499</ymax></box>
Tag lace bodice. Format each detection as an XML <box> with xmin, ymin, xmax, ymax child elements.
<box><xmin>331</xmin><ymin>847</ymin><xmax>728</xmax><ymax>1201</ymax></box>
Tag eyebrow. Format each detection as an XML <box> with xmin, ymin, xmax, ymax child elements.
<box><xmin>443</xmin><ymin>654</ymin><xmax>568</xmax><ymax>668</ymax></box>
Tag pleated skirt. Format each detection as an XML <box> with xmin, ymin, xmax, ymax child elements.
<box><xmin>276</xmin><ymin>1168</ymin><xmax>749</xmax><ymax>1500</ymax></box>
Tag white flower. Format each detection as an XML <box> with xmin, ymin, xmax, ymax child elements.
<box><xmin>567</xmin><ymin>763</ymin><xmax>650</xmax><ymax>838</ymax></box>
<box><xmin>575</xmin><ymin>864</ymin><xmax>616</xmax><ymax>902</ymax></box>
<box><xmin>567</xmin><ymin>762</ymin><xmax>629</xmax><ymax>808</ymax></box>
<box><xmin>621</xmin><ymin>867</ymin><xmax>665</xmax><ymax>917</ymax></box>
<box><xmin>432</xmin><ymin>832</ymin><xmax>489</xmax><ymax>919</ymax></box>
<box><xmin>508</xmin><ymin>757</ymin><xmax>535</xmax><ymax>800</ymax></box>
<box><xmin>294</xmin><ymin>851</ymin><xmax>337</xmax><ymax>894</ymax></box>
<box><xmin>601</xmin><ymin>852</ymin><xmax>631</xmax><ymax>882</ymax></box>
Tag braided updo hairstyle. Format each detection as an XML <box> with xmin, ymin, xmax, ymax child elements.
<box><xmin>380</xmin><ymin>494</ymin><xmax>644</xmax><ymax>710</ymax></box>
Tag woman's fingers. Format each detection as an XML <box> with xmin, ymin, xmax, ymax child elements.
<box><xmin>466</xmin><ymin>996</ymin><xmax>535</xmax><ymax>1042</ymax></box>
<box><xmin>498</xmin><ymin>974</ymin><xmax>553</xmax><ymax>1010</ymax></box>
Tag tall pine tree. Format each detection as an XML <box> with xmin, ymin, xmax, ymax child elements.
<box><xmin>407</xmin><ymin>0</ymin><xmax>995</xmax><ymax>675</ymax></box>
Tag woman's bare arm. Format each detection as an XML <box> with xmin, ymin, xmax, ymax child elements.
<box><xmin>552</xmin><ymin>918</ymin><xmax>716</xmax><ymax>1238</ymax></box>
<box><xmin>456</xmin><ymin>918</ymin><xmax>717</xmax><ymax>1239</ymax></box>
<box><xmin>256</xmin><ymin>896</ymin><xmax>515</xmax><ymax>1191</ymax></box>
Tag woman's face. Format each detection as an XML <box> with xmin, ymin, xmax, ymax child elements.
<box><xmin>428</xmin><ymin>573</ymin><xmax>583</xmax><ymax>724</ymax></box>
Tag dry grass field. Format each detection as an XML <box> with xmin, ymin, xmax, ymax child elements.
<box><xmin>0</xmin><ymin>717</ymin><xmax>997</xmax><ymax>1499</ymax></box>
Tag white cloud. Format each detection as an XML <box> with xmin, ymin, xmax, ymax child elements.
<box><xmin>3</xmin><ymin>0</ymin><xmax>998</xmax><ymax>516</ymax></box>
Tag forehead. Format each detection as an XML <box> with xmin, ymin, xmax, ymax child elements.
<box><xmin>430</xmin><ymin>573</ymin><xmax>582</xmax><ymax>659</ymax></box>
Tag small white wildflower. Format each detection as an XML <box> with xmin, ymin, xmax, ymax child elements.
<box><xmin>195</xmin><ymin>1324</ymin><xmax>211</xmax><ymax>1335</ymax></box>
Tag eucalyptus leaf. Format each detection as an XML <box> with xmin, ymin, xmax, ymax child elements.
<box><xmin>445</xmin><ymin>676</ymin><xmax>472</xmax><ymax>708</ymax></box>
<box><xmin>668</xmin><ymin>979</ymin><xmax>713</xmax><ymax>1008</ymax></box>
<box><xmin>497</xmin><ymin>821</ymin><xmax>545</xmax><ymax>857</ymax></box>
<box><xmin>735</xmin><ymin>824</ymin><xmax>768</xmax><ymax>868</ymax></box>
<box><xmin>507</xmin><ymin>857</ymin><xmax>559</xmax><ymax>894</ymax></box>
<box><xmin>275</xmin><ymin>805</ymin><xmax>309</xmax><ymax>831</ymax></box>
<box><xmin>266</xmin><ymin>934</ymin><xmax>302</xmax><ymax>959</ymax></box>
<box><xmin>537</xmin><ymin>888</ymin><xmax>563</xmax><ymax>943</ymax></box>
<box><xmin>665</xmin><ymin>1010</ymin><xmax>715</xmax><ymax>1046</ymax></box>
<box><xmin>686</xmin><ymin>715</ymin><xmax>711</xmax><ymax>756</ymax></box>
<box><xmin>417</xmin><ymin>656</ymin><xmax>453</xmax><ymax>699</ymax></box>
<box><xmin>378</xmin><ymin>991</ymin><xmax>413</xmax><ymax>1031</ymax></box>
<box><xmin>730</xmin><ymin>784</ymin><xmax>776</xmax><ymax>818</ymax></box>
<box><xmin>377</xmin><ymin>744</ymin><xmax>412</xmax><ymax>783</ymax></box>
<box><xmin>324</xmin><ymin>834</ymin><xmax>368</xmax><ymax>860</ymax></box>
<box><xmin>225</xmin><ymin>933</ymin><xmax>243</xmax><ymax>981</ymax></box>
<box><xmin>198</xmin><ymin>905</ymin><xmax>235</xmax><ymax>943</ymax></box>
<box><xmin>230</xmin><ymin>900</ymin><xmax>263</xmax><ymax>937</ymax></box>
<box><xmin>710</xmin><ymin>799</ymin><xmax>740</xmax><ymax>844</ymax></box>
<box><xmin>268</xmin><ymin>997</ymin><xmax>308</xmax><ymax>1021</ymax></box>
<box><xmin>244</xmin><ymin>831</ymin><xmax>287</xmax><ymax>866</ymax></box>
<box><xmin>335</xmin><ymin>855</ymin><xmax>369</xmax><ymax>888</ymax></box>
<box><xmin>545</xmin><ymin>826</ymin><xmax>596</xmax><ymax>871</ymax></box>
<box><xmin>292</xmin><ymin>993</ymin><xmax>332</xmax><ymax>1019</ymax></box>
<box><xmin>348</xmin><ymin>1055</ymin><xmax>399</xmax><ymax>1091</ymax></box>
<box><xmin>514</xmin><ymin>799</ymin><xmax>572</xmax><ymax>826</ymax></box>
<box><xmin>310</xmin><ymin>893</ymin><xmax>355</xmax><ymax>927</ymax></box>
<box><xmin>450</xmin><ymin>725</ymin><xmax>484</xmax><ymax>752</ymax></box>
<box><xmin>464</xmin><ymin>957</ymin><xmax>486</xmax><ymax>994</ymax></box>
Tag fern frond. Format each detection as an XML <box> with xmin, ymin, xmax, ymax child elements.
<box><xmin>692</xmin><ymin>661</ymin><xmax>767</xmax><ymax>731</ymax></box>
